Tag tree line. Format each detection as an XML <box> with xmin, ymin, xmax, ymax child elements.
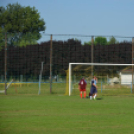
<box><xmin>0</xmin><ymin>3</ymin><xmax>130</xmax><ymax>49</ymax></box>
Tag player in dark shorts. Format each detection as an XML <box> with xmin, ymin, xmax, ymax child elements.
<box><xmin>89</xmin><ymin>76</ymin><xmax>97</xmax><ymax>100</ymax></box>
<box><xmin>78</xmin><ymin>77</ymin><xmax>87</xmax><ymax>98</ymax></box>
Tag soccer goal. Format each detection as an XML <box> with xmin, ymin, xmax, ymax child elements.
<box><xmin>69</xmin><ymin>63</ymin><xmax>134</xmax><ymax>96</ymax></box>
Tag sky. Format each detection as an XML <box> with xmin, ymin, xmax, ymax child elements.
<box><xmin>1</xmin><ymin>0</ymin><xmax>134</xmax><ymax>42</ymax></box>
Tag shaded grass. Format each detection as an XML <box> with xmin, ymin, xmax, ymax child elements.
<box><xmin>0</xmin><ymin>95</ymin><xmax>134</xmax><ymax>134</ymax></box>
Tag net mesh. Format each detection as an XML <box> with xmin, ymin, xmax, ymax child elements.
<box><xmin>70</xmin><ymin>64</ymin><xmax>134</xmax><ymax>96</ymax></box>
<box><xmin>0</xmin><ymin>33</ymin><xmax>133</xmax><ymax>95</ymax></box>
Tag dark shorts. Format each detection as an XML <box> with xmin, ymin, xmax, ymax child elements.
<box><xmin>90</xmin><ymin>87</ymin><xmax>97</xmax><ymax>95</ymax></box>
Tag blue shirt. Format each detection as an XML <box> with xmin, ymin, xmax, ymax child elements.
<box><xmin>91</xmin><ymin>79</ymin><xmax>96</xmax><ymax>88</ymax></box>
<box><xmin>94</xmin><ymin>80</ymin><xmax>96</xmax><ymax>85</ymax></box>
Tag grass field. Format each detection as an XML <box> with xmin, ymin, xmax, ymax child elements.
<box><xmin>0</xmin><ymin>94</ymin><xmax>134</xmax><ymax>134</ymax></box>
<box><xmin>0</xmin><ymin>82</ymin><xmax>132</xmax><ymax>96</ymax></box>
<box><xmin>0</xmin><ymin>83</ymin><xmax>67</xmax><ymax>95</ymax></box>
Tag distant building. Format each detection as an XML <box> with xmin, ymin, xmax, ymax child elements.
<box><xmin>120</xmin><ymin>67</ymin><xmax>133</xmax><ymax>85</ymax></box>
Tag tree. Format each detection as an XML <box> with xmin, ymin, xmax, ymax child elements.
<box><xmin>0</xmin><ymin>28</ymin><xmax>4</xmax><ymax>50</ymax></box>
<box><xmin>0</xmin><ymin>3</ymin><xmax>46</xmax><ymax>47</ymax></box>
<box><xmin>84</xmin><ymin>36</ymin><xmax>108</xmax><ymax>46</ymax></box>
<box><xmin>94</xmin><ymin>36</ymin><xmax>108</xmax><ymax>45</ymax></box>
<box><xmin>108</xmin><ymin>37</ymin><xmax>119</xmax><ymax>44</ymax></box>
<box><xmin>108</xmin><ymin>36</ymin><xmax>118</xmax><ymax>44</ymax></box>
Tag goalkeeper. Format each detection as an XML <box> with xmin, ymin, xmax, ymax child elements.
<box><xmin>89</xmin><ymin>76</ymin><xmax>97</xmax><ymax>100</ymax></box>
<box><xmin>78</xmin><ymin>77</ymin><xmax>87</xmax><ymax>98</ymax></box>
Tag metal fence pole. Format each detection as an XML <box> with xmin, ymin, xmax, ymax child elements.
<box><xmin>5</xmin><ymin>33</ymin><xmax>7</xmax><ymax>95</ymax></box>
<box><xmin>91</xmin><ymin>36</ymin><xmax>94</xmax><ymax>77</ymax></box>
<box><xmin>50</xmin><ymin>34</ymin><xmax>53</xmax><ymax>94</ymax></box>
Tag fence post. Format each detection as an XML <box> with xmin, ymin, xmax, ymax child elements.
<box><xmin>20</xmin><ymin>75</ymin><xmax>23</xmax><ymax>82</ymax></box>
<box><xmin>5</xmin><ymin>33</ymin><xmax>7</xmax><ymax>95</ymax></box>
<box><xmin>50</xmin><ymin>34</ymin><xmax>53</xmax><ymax>94</ymax></box>
<box><xmin>91</xmin><ymin>36</ymin><xmax>94</xmax><ymax>77</ymax></box>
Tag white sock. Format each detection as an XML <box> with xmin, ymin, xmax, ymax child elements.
<box><xmin>94</xmin><ymin>94</ymin><xmax>97</xmax><ymax>99</ymax></box>
<box><xmin>90</xmin><ymin>96</ymin><xmax>92</xmax><ymax>100</ymax></box>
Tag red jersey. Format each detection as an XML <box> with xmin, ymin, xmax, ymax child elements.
<box><xmin>79</xmin><ymin>78</ymin><xmax>87</xmax><ymax>89</ymax></box>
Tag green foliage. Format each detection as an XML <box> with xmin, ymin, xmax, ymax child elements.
<box><xmin>84</xmin><ymin>37</ymin><xmax>108</xmax><ymax>45</ymax></box>
<box><xmin>0</xmin><ymin>3</ymin><xmax>45</xmax><ymax>47</ymax></box>
<box><xmin>108</xmin><ymin>36</ymin><xmax>118</xmax><ymax>44</ymax></box>
<box><xmin>94</xmin><ymin>36</ymin><xmax>108</xmax><ymax>45</ymax></box>
<box><xmin>0</xmin><ymin>28</ymin><xmax>4</xmax><ymax>50</ymax></box>
<box><xmin>84</xmin><ymin>36</ymin><xmax>119</xmax><ymax>46</ymax></box>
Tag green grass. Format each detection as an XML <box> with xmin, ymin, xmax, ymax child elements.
<box><xmin>72</xmin><ymin>83</ymin><xmax>132</xmax><ymax>95</ymax></box>
<box><xmin>0</xmin><ymin>94</ymin><xmax>134</xmax><ymax>134</ymax></box>
<box><xmin>0</xmin><ymin>83</ymin><xmax>67</xmax><ymax>95</ymax></box>
<box><xmin>0</xmin><ymin>82</ymin><xmax>132</xmax><ymax>96</ymax></box>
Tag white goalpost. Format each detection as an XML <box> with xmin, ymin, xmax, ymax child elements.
<box><xmin>69</xmin><ymin>63</ymin><xmax>134</xmax><ymax>96</ymax></box>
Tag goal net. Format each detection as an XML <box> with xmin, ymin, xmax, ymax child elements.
<box><xmin>69</xmin><ymin>63</ymin><xmax>134</xmax><ymax>96</ymax></box>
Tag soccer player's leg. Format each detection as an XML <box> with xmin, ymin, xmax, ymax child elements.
<box><xmin>94</xmin><ymin>93</ymin><xmax>97</xmax><ymax>100</ymax></box>
<box><xmin>80</xmin><ymin>91</ymin><xmax>82</xmax><ymax>98</ymax></box>
<box><xmin>93</xmin><ymin>88</ymin><xmax>97</xmax><ymax>100</ymax></box>
<box><xmin>90</xmin><ymin>88</ymin><xmax>94</xmax><ymax>100</ymax></box>
<box><xmin>89</xmin><ymin>92</ymin><xmax>92</xmax><ymax>99</ymax></box>
<box><xmin>84</xmin><ymin>90</ymin><xmax>86</xmax><ymax>98</ymax></box>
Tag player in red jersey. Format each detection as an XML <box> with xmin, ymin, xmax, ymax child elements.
<box><xmin>78</xmin><ymin>77</ymin><xmax>87</xmax><ymax>98</ymax></box>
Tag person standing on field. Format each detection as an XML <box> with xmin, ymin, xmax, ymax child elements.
<box><xmin>90</xmin><ymin>76</ymin><xmax>97</xmax><ymax>100</ymax></box>
<box><xmin>78</xmin><ymin>77</ymin><xmax>87</xmax><ymax>98</ymax></box>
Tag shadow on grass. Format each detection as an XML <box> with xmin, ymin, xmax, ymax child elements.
<box><xmin>86</xmin><ymin>96</ymin><xmax>103</xmax><ymax>100</ymax></box>
<box><xmin>96</xmin><ymin>97</ymin><xmax>103</xmax><ymax>100</ymax></box>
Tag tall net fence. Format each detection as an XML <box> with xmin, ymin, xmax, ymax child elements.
<box><xmin>0</xmin><ymin>33</ymin><xmax>133</xmax><ymax>95</ymax></box>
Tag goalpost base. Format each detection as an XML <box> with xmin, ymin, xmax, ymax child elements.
<box><xmin>0</xmin><ymin>90</ymin><xmax>5</xmax><ymax>93</ymax></box>
<box><xmin>65</xmin><ymin>69</ymin><xmax>69</xmax><ymax>95</ymax></box>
